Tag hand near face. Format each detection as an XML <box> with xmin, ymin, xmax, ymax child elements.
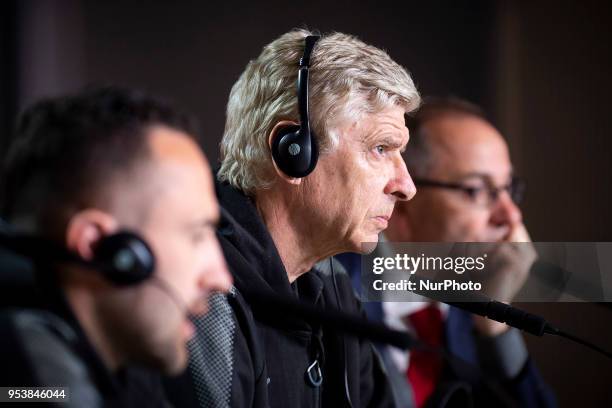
<box><xmin>473</xmin><ymin>223</ymin><xmax>537</xmax><ymax>336</ymax></box>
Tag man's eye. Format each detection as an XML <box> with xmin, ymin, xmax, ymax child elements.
<box><xmin>465</xmin><ymin>186</ymin><xmax>492</xmax><ymax>201</ymax></box>
<box><xmin>464</xmin><ymin>187</ymin><xmax>480</xmax><ymax>198</ymax></box>
<box><xmin>375</xmin><ymin>145</ymin><xmax>387</xmax><ymax>154</ymax></box>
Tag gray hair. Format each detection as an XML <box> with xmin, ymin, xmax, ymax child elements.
<box><xmin>218</xmin><ymin>28</ymin><xmax>421</xmax><ymax>194</ymax></box>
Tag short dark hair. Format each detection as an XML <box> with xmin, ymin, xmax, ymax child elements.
<box><xmin>404</xmin><ymin>96</ymin><xmax>488</xmax><ymax>177</ymax></box>
<box><xmin>1</xmin><ymin>85</ymin><xmax>199</xmax><ymax>237</ymax></box>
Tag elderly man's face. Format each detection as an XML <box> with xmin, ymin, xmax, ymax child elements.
<box><xmin>397</xmin><ymin>115</ymin><xmax>522</xmax><ymax>242</ymax></box>
<box><xmin>301</xmin><ymin>105</ymin><xmax>415</xmax><ymax>252</ymax></box>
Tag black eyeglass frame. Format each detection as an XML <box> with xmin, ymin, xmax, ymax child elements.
<box><xmin>413</xmin><ymin>176</ymin><xmax>526</xmax><ymax>206</ymax></box>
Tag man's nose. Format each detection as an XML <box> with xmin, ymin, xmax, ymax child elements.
<box><xmin>384</xmin><ymin>157</ymin><xmax>417</xmax><ymax>201</ymax></box>
<box><xmin>199</xmin><ymin>241</ymin><xmax>233</xmax><ymax>294</ymax></box>
<box><xmin>490</xmin><ymin>190</ymin><xmax>522</xmax><ymax>226</ymax></box>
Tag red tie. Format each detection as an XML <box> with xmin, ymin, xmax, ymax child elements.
<box><xmin>405</xmin><ymin>304</ymin><xmax>444</xmax><ymax>408</ymax></box>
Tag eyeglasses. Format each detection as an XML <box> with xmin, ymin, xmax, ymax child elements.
<box><xmin>413</xmin><ymin>176</ymin><xmax>526</xmax><ymax>207</ymax></box>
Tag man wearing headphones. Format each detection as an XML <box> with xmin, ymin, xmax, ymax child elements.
<box><xmin>169</xmin><ymin>29</ymin><xmax>420</xmax><ymax>408</ymax></box>
<box><xmin>0</xmin><ymin>86</ymin><xmax>232</xmax><ymax>406</ymax></box>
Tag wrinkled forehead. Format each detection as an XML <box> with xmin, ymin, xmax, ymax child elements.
<box><xmin>345</xmin><ymin>105</ymin><xmax>410</xmax><ymax>145</ymax></box>
<box><xmin>422</xmin><ymin>115</ymin><xmax>512</xmax><ymax>181</ymax></box>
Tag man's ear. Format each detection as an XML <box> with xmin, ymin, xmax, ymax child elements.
<box><xmin>268</xmin><ymin>120</ymin><xmax>302</xmax><ymax>186</ymax></box>
<box><xmin>65</xmin><ymin>209</ymin><xmax>119</xmax><ymax>261</ymax></box>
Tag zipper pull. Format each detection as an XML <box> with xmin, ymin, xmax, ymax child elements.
<box><xmin>305</xmin><ymin>359</ymin><xmax>323</xmax><ymax>387</ymax></box>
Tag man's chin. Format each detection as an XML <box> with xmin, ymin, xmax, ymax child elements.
<box><xmin>360</xmin><ymin>241</ymin><xmax>379</xmax><ymax>254</ymax></box>
<box><xmin>349</xmin><ymin>234</ymin><xmax>380</xmax><ymax>254</ymax></box>
<box><xmin>140</xmin><ymin>336</ymin><xmax>189</xmax><ymax>376</ymax></box>
<box><xmin>160</xmin><ymin>346</ymin><xmax>188</xmax><ymax>376</ymax></box>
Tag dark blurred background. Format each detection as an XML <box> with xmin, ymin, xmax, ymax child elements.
<box><xmin>1</xmin><ymin>1</ymin><xmax>611</xmax><ymax>405</ymax></box>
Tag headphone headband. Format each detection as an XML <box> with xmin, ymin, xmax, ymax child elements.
<box><xmin>300</xmin><ymin>35</ymin><xmax>320</xmax><ymax>67</ymax></box>
<box><xmin>270</xmin><ymin>35</ymin><xmax>321</xmax><ymax>178</ymax></box>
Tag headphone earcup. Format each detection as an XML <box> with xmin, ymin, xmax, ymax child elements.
<box><xmin>93</xmin><ymin>231</ymin><xmax>155</xmax><ymax>286</ymax></box>
<box><xmin>271</xmin><ymin>125</ymin><xmax>318</xmax><ymax>178</ymax></box>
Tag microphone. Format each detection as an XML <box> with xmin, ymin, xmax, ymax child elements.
<box><xmin>405</xmin><ymin>274</ymin><xmax>550</xmax><ymax>336</ymax></box>
<box><xmin>247</xmin><ymin>272</ymin><xmax>612</xmax><ymax>359</ymax></box>
<box><xmin>406</xmin><ymin>274</ymin><xmax>612</xmax><ymax>359</ymax></box>
<box><xmin>148</xmin><ymin>276</ymin><xmax>189</xmax><ymax>316</ymax></box>
<box><xmin>246</xmin><ymin>289</ymin><xmax>416</xmax><ymax>351</ymax></box>
<box><xmin>245</xmin><ymin>282</ymin><xmax>612</xmax><ymax>362</ymax></box>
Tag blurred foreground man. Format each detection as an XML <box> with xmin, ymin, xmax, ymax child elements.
<box><xmin>169</xmin><ymin>29</ymin><xmax>420</xmax><ymax>408</ymax></box>
<box><xmin>0</xmin><ymin>87</ymin><xmax>232</xmax><ymax>407</ymax></box>
<box><xmin>340</xmin><ymin>97</ymin><xmax>557</xmax><ymax>407</ymax></box>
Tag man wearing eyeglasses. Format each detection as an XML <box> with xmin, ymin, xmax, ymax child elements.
<box><xmin>337</xmin><ymin>97</ymin><xmax>556</xmax><ymax>407</ymax></box>
<box><xmin>390</xmin><ymin>97</ymin><xmax>536</xmax><ymax>317</ymax></box>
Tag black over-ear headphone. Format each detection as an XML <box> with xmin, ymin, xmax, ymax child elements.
<box><xmin>271</xmin><ymin>35</ymin><xmax>320</xmax><ymax>178</ymax></box>
<box><xmin>91</xmin><ymin>231</ymin><xmax>155</xmax><ymax>285</ymax></box>
<box><xmin>0</xmin><ymin>224</ymin><xmax>155</xmax><ymax>287</ymax></box>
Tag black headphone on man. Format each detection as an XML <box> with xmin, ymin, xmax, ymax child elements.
<box><xmin>1</xmin><ymin>217</ymin><xmax>193</xmax><ymax>314</ymax></box>
<box><xmin>0</xmin><ymin>216</ymin><xmax>155</xmax><ymax>287</ymax></box>
<box><xmin>86</xmin><ymin>231</ymin><xmax>155</xmax><ymax>285</ymax></box>
<box><xmin>271</xmin><ymin>35</ymin><xmax>320</xmax><ymax>178</ymax></box>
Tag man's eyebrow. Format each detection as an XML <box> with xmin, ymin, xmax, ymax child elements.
<box><xmin>375</xmin><ymin>134</ymin><xmax>406</xmax><ymax>148</ymax></box>
<box><xmin>458</xmin><ymin>172</ymin><xmax>490</xmax><ymax>179</ymax></box>
<box><xmin>189</xmin><ymin>217</ymin><xmax>220</xmax><ymax>230</ymax></box>
<box><xmin>454</xmin><ymin>172</ymin><xmax>493</xmax><ymax>183</ymax></box>
<box><xmin>456</xmin><ymin>170</ymin><xmax>515</xmax><ymax>182</ymax></box>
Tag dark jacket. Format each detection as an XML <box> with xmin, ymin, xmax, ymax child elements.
<box><xmin>167</xmin><ymin>180</ymin><xmax>395</xmax><ymax>408</ymax></box>
<box><xmin>0</xmin><ymin>274</ymin><xmax>170</xmax><ymax>408</ymax></box>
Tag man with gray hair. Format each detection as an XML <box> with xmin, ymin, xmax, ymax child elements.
<box><xmin>166</xmin><ymin>29</ymin><xmax>420</xmax><ymax>407</ymax></box>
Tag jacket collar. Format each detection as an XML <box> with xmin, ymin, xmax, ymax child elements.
<box><xmin>214</xmin><ymin>177</ymin><xmax>325</xmax><ymax>327</ymax></box>
<box><xmin>37</xmin><ymin>279</ymin><xmax>125</xmax><ymax>399</ymax></box>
